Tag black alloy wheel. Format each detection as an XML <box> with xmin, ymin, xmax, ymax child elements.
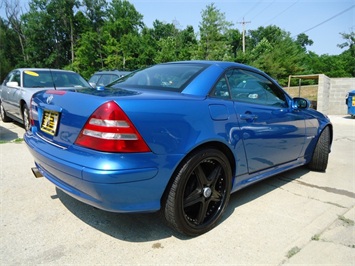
<box><xmin>164</xmin><ymin>148</ymin><xmax>232</xmax><ymax>236</ymax></box>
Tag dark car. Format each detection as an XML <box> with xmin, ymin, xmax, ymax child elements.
<box><xmin>88</xmin><ymin>70</ymin><xmax>131</xmax><ymax>87</ymax></box>
<box><xmin>25</xmin><ymin>61</ymin><xmax>332</xmax><ymax>236</ymax></box>
<box><xmin>0</xmin><ymin>68</ymin><xmax>91</xmax><ymax>130</ymax></box>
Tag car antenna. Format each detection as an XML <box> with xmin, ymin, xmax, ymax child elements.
<box><xmin>49</xmin><ymin>69</ymin><xmax>57</xmax><ymax>90</ymax></box>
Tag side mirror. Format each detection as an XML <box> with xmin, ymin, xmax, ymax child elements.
<box><xmin>96</xmin><ymin>86</ymin><xmax>105</xmax><ymax>91</ymax></box>
<box><xmin>6</xmin><ymin>81</ymin><xmax>19</xmax><ymax>87</ymax></box>
<box><xmin>292</xmin><ymin>97</ymin><xmax>310</xmax><ymax>110</ymax></box>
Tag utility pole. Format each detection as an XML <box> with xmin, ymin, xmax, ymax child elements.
<box><xmin>237</xmin><ymin>18</ymin><xmax>251</xmax><ymax>53</ymax></box>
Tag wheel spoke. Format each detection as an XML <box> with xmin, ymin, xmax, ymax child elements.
<box><xmin>193</xmin><ymin>164</ymin><xmax>209</xmax><ymax>186</ymax></box>
<box><xmin>196</xmin><ymin>198</ymin><xmax>210</xmax><ymax>224</ymax></box>
<box><xmin>209</xmin><ymin>164</ymin><xmax>222</xmax><ymax>187</ymax></box>
<box><xmin>184</xmin><ymin>188</ymin><xmax>203</xmax><ymax>208</ymax></box>
<box><xmin>210</xmin><ymin>190</ymin><xmax>222</xmax><ymax>202</ymax></box>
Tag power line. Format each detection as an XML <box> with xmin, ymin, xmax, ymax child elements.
<box><xmin>251</xmin><ymin>0</ymin><xmax>276</xmax><ymax>21</ymax></box>
<box><xmin>298</xmin><ymin>4</ymin><xmax>355</xmax><ymax>35</ymax></box>
<box><xmin>242</xmin><ymin>0</ymin><xmax>262</xmax><ymax>19</ymax></box>
<box><xmin>264</xmin><ymin>0</ymin><xmax>301</xmax><ymax>25</ymax></box>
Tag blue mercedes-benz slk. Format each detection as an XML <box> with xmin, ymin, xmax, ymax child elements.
<box><xmin>24</xmin><ymin>61</ymin><xmax>332</xmax><ymax>236</ymax></box>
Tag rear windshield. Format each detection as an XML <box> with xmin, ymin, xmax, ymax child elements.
<box><xmin>110</xmin><ymin>63</ymin><xmax>207</xmax><ymax>92</ymax></box>
<box><xmin>23</xmin><ymin>70</ymin><xmax>90</xmax><ymax>88</ymax></box>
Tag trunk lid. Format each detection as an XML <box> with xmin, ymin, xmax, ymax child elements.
<box><xmin>31</xmin><ymin>89</ymin><xmax>110</xmax><ymax>148</ymax></box>
<box><xmin>30</xmin><ymin>87</ymin><xmax>202</xmax><ymax>149</ymax></box>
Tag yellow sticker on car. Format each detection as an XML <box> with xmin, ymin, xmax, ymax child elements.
<box><xmin>24</xmin><ymin>70</ymin><xmax>39</xmax><ymax>77</ymax></box>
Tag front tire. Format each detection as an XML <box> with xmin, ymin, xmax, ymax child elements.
<box><xmin>163</xmin><ymin>148</ymin><xmax>232</xmax><ymax>236</ymax></box>
<box><xmin>308</xmin><ymin>127</ymin><xmax>330</xmax><ymax>172</ymax></box>
<box><xmin>0</xmin><ymin>102</ymin><xmax>12</xmax><ymax>122</ymax></box>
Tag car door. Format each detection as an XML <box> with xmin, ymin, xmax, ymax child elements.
<box><xmin>226</xmin><ymin>68</ymin><xmax>306</xmax><ymax>173</ymax></box>
<box><xmin>1</xmin><ymin>70</ymin><xmax>22</xmax><ymax>118</ymax></box>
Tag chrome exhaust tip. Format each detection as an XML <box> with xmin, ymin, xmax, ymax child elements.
<box><xmin>31</xmin><ymin>167</ymin><xmax>43</xmax><ymax>178</ymax></box>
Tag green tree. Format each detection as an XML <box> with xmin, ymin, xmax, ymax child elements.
<box><xmin>244</xmin><ymin>26</ymin><xmax>306</xmax><ymax>84</ymax></box>
<box><xmin>101</xmin><ymin>0</ymin><xmax>144</xmax><ymax>69</ymax></box>
<box><xmin>136</xmin><ymin>27</ymin><xmax>159</xmax><ymax>67</ymax></box>
<box><xmin>338</xmin><ymin>31</ymin><xmax>355</xmax><ymax>76</ymax></box>
<box><xmin>3</xmin><ymin>0</ymin><xmax>27</xmax><ymax>64</ymax></box>
<box><xmin>248</xmin><ymin>25</ymin><xmax>284</xmax><ymax>49</ymax></box>
<box><xmin>176</xmin><ymin>25</ymin><xmax>198</xmax><ymax>60</ymax></box>
<box><xmin>197</xmin><ymin>3</ymin><xmax>233</xmax><ymax>60</ymax></box>
<box><xmin>305</xmin><ymin>52</ymin><xmax>350</xmax><ymax>77</ymax></box>
<box><xmin>105</xmin><ymin>0</ymin><xmax>143</xmax><ymax>38</ymax></box>
<box><xmin>48</xmin><ymin>0</ymin><xmax>79</xmax><ymax>65</ymax></box>
<box><xmin>71</xmin><ymin>0</ymin><xmax>108</xmax><ymax>74</ymax></box>
<box><xmin>72</xmin><ymin>30</ymin><xmax>104</xmax><ymax>78</ymax></box>
<box><xmin>226</xmin><ymin>28</ymin><xmax>243</xmax><ymax>60</ymax></box>
<box><xmin>296</xmin><ymin>33</ymin><xmax>314</xmax><ymax>51</ymax></box>
<box><xmin>82</xmin><ymin>0</ymin><xmax>107</xmax><ymax>31</ymax></box>
<box><xmin>0</xmin><ymin>18</ymin><xmax>22</xmax><ymax>79</ymax></box>
<box><xmin>150</xmin><ymin>20</ymin><xmax>197</xmax><ymax>63</ymax></box>
<box><xmin>22</xmin><ymin>0</ymin><xmax>79</xmax><ymax>68</ymax></box>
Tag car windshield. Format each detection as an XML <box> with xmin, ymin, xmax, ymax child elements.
<box><xmin>23</xmin><ymin>70</ymin><xmax>90</xmax><ymax>88</ymax></box>
<box><xmin>110</xmin><ymin>63</ymin><xmax>207</xmax><ymax>92</ymax></box>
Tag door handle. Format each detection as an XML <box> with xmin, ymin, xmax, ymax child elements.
<box><xmin>240</xmin><ymin>113</ymin><xmax>258</xmax><ymax>121</ymax></box>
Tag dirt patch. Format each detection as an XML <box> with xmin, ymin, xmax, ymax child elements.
<box><xmin>284</xmin><ymin>85</ymin><xmax>318</xmax><ymax>101</ymax></box>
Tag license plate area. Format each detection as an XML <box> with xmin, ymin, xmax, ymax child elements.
<box><xmin>41</xmin><ymin>110</ymin><xmax>60</xmax><ymax>136</ymax></box>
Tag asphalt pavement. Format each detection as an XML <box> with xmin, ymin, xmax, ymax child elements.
<box><xmin>0</xmin><ymin>115</ymin><xmax>354</xmax><ymax>265</ymax></box>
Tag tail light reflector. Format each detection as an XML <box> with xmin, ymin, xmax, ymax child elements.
<box><xmin>75</xmin><ymin>101</ymin><xmax>150</xmax><ymax>153</ymax></box>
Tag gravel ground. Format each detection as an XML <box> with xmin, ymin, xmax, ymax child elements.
<box><xmin>0</xmin><ymin>115</ymin><xmax>354</xmax><ymax>265</ymax></box>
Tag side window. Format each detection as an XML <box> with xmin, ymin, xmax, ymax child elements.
<box><xmin>227</xmin><ymin>68</ymin><xmax>287</xmax><ymax>107</ymax></box>
<box><xmin>7</xmin><ymin>71</ymin><xmax>21</xmax><ymax>86</ymax></box>
<box><xmin>88</xmin><ymin>74</ymin><xmax>100</xmax><ymax>84</ymax></box>
<box><xmin>210</xmin><ymin>76</ymin><xmax>230</xmax><ymax>99</ymax></box>
<box><xmin>3</xmin><ymin>72</ymin><xmax>13</xmax><ymax>85</ymax></box>
<box><xmin>98</xmin><ymin>74</ymin><xmax>116</xmax><ymax>86</ymax></box>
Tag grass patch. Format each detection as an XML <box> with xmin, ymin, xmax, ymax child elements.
<box><xmin>338</xmin><ymin>215</ymin><xmax>355</xmax><ymax>226</ymax></box>
<box><xmin>311</xmin><ymin>234</ymin><xmax>321</xmax><ymax>241</ymax></box>
<box><xmin>286</xmin><ymin>246</ymin><xmax>301</xmax><ymax>258</ymax></box>
<box><xmin>0</xmin><ymin>138</ymin><xmax>24</xmax><ymax>144</ymax></box>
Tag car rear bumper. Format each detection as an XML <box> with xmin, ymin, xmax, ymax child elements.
<box><xmin>24</xmin><ymin>131</ymin><xmax>181</xmax><ymax>213</ymax></box>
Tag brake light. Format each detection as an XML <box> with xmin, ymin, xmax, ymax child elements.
<box><xmin>75</xmin><ymin>101</ymin><xmax>150</xmax><ymax>153</ymax></box>
<box><xmin>29</xmin><ymin>97</ymin><xmax>35</xmax><ymax>127</ymax></box>
<box><xmin>45</xmin><ymin>90</ymin><xmax>66</xmax><ymax>95</ymax></box>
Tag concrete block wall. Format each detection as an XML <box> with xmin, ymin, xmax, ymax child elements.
<box><xmin>285</xmin><ymin>75</ymin><xmax>354</xmax><ymax>115</ymax></box>
<box><xmin>328</xmin><ymin>78</ymin><xmax>355</xmax><ymax>115</ymax></box>
<box><xmin>317</xmin><ymin>74</ymin><xmax>331</xmax><ymax>114</ymax></box>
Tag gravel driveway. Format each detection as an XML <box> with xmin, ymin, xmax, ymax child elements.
<box><xmin>1</xmin><ymin>116</ymin><xmax>354</xmax><ymax>265</ymax></box>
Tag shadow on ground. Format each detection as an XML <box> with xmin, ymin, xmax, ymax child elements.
<box><xmin>54</xmin><ymin>167</ymin><xmax>309</xmax><ymax>242</ymax></box>
<box><xmin>0</xmin><ymin>124</ymin><xmax>23</xmax><ymax>142</ymax></box>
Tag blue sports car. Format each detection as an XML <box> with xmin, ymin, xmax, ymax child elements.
<box><xmin>25</xmin><ymin>61</ymin><xmax>332</xmax><ymax>236</ymax></box>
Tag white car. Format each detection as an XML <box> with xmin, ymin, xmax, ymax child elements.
<box><xmin>0</xmin><ymin>68</ymin><xmax>91</xmax><ymax>130</ymax></box>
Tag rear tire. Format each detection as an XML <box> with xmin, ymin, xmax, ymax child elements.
<box><xmin>22</xmin><ymin>104</ymin><xmax>30</xmax><ymax>131</ymax></box>
<box><xmin>308</xmin><ymin>127</ymin><xmax>330</xmax><ymax>172</ymax></box>
<box><xmin>0</xmin><ymin>102</ymin><xmax>12</xmax><ymax>122</ymax></box>
<box><xmin>163</xmin><ymin>148</ymin><xmax>232</xmax><ymax>236</ymax></box>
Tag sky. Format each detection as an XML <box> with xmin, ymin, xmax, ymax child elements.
<box><xmin>128</xmin><ymin>0</ymin><xmax>355</xmax><ymax>55</ymax></box>
<box><xmin>1</xmin><ymin>0</ymin><xmax>354</xmax><ymax>55</ymax></box>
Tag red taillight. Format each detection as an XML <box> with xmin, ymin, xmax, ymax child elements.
<box><xmin>45</xmin><ymin>90</ymin><xmax>67</xmax><ymax>95</ymax></box>
<box><xmin>29</xmin><ymin>98</ymin><xmax>34</xmax><ymax>127</ymax></box>
<box><xmin>75</xmin><ymin>101</ymin><xmax>150</xmax><ymax>153</ymax></box>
